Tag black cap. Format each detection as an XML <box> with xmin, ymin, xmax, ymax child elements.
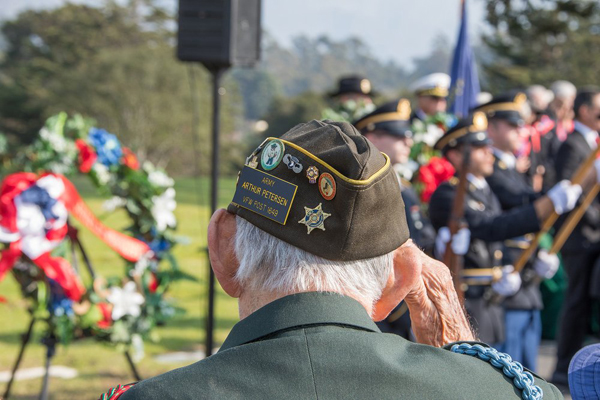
<box><xmin>228</xmin><ymin>120</ymin><xmax>409</xmax><ymax>261</ymax></box>
<box><xmin>434</xmin><ymin>112</ymin><xmax>491</xmax><ymax>152</ymax></box>
<box><xmin>473</xmin><ymin>92</ymin><xmax>526</xmax><ymax>126</ymax></box>
<box><xmin>329</xmin><ymin>75</ymin><xmax>376</xmax><ymax>97</ymax></box>
<box><xmin>353</xmin><ymin>99</ymin><xmax>413</xmax><ymax>138</ymax></box>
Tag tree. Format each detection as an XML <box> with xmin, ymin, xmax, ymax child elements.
<box><xmin>0</xmin><ymin>2</ymin><xmax>245</xmax><ymax>176</ymax></box>
<box><xmin>482</xmin><ymin>0</ymin><xmax>600</xmax><ymax>91</ymax></box>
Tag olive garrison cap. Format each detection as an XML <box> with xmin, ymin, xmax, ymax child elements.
<box><xmin>473</xmin><ymin>92</ymin><xmax>526</xmax><ymax>127</ymax></box>
<box><xmin>434</xmin><ymin>112</ymin><xmax>491</xmax><ymax>153</ymax></box>
<box><xmin>353</xmin><ymin>99</ymin><xmax>413</xmax><ymax>139</ymax></box>
<box><xmin>228</xmin><ymin>120</ymin><xmax>409</xmax><ymax>261</ymax></box>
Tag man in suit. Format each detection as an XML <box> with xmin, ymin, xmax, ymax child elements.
<box><xmin>552</xmin><ymin>88</ymin><xmax>600</xmax><ymax>386</ymax></box>
<box><xmin>429</xmin><ymin>112</ymin><xmax>581</xmax><ymax>347</ymax></box>
<box><xmin>354</xmin><ymin>99</ymin><xmax>437</xmax><ymax>339</ymax></box>
<box><xmin>100</xmin><ymin>120</ymin><xmax>564</xmax><ymax>399</ymax></box>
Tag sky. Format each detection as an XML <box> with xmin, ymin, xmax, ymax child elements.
<box><xmin>1</xmin><ymin>0</ymin><xmax>487</xmax><ymax>68</ymax></box>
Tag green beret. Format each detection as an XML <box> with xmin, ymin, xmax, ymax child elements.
<box><xmin>227</xmin><ymin>120</ymin><xmax>409</xmax><ymax>261</ymax></box>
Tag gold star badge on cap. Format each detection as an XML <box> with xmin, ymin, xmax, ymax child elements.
<box><xmin>298</xmin><ymin>203</ymin><xmax>331</xmax><ymax>234</ymax></box>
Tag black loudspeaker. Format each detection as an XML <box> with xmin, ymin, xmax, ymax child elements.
<box><xmin>177</xmin><ymin>0</ymin><xmax>261</xmax><ymax>68</ymax></box>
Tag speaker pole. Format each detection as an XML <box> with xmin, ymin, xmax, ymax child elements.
<box><xmin>206</xmin><ymin>66</ymin><xmax>225</xmax><ymax>357</ymax></box>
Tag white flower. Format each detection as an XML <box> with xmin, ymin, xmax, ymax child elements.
<box><xmin>151</xmin><ymin>188</ymin><xmax>176</xmax><ymax>232</ymax></box>
<box><xmin>39</xmin><ymin>127</ymin><xmax>68</xmax><ymax>152</ymax></box>
<box><xmin>93</xmin><ymin>163</ymin><xmax>111</xmax><ymax>185</ymax></box>
<box><xmin>130</xmin><ymin>251</ymin><xmax>155</xmax><ymax>277</ymax></box>
<box><xmin>148</xmin><ymin>170</ymin><xmax>174</xmax><ymax>188</ymax></box>
<box><xmin>103</xmin><ymin>196</ymin><xmax>127</xmax><ymax>212</ymax></box>
<box><xmin>107</xmin><ymin>281</ymin><xmax>145</xmax><ymax>320</ymax></box>
<box><xmin>422</xmin><ymin>124</ymin><xmax>445</xmax><ymax>147</ymax></box>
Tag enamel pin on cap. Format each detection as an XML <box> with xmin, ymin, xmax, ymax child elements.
<box><xmin>261</xmin><ymin>139</ymin><xmax>285</xmax><ymax>171</ymax></box>
<box><xmin>318</xmin><ymin>173</ymin><xmax>336</xmax><ymax>200</ymax></box>
<box><xmin>298</xmin><ymin>203</ymin><xmax>331</xmax><ymax>234</ymax></box>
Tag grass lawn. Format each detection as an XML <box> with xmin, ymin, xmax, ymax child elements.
<box><xmin>0</xmin><ymin>177</ymin><xmax>239</xmax><ymax>399</ymax></box>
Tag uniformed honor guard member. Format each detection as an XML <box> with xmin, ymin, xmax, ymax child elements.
<box><xmin>475</xmin><ymin>93</ymin><xmax>542</xmax><ymax>210</ymax></box>
<box><xmin>428</xmin><ymin>113</ymin><xmax>581</xmax><ymax>348</ymax></box>
<box><xmin>474</xmin><ymin>93</ymin><xmax>561</xmax><ymax>371</ymax></box>
<box><xmin>409</xmin><ymin>72</ymin><xmax>451</xmax><ymax>123</ymax></box>
<box><xmin>100</xmin><ymin>120</ymin><xmax>564</xmax><ymax>399</ymax></box>
<box><xmin>553</xmin><ymin>87</ymin><xmax>600</xmax><ymax>386</ymax></box>
<box><xmin>354</xmin><ymin>99</ymin><xmax>437</xmax><ymax>339</ymax></box>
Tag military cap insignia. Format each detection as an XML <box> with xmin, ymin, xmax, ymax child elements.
<box><xmin>298</xmin><ymin>203</ymin><xmax>331</xmax><ymax>234</ymax></box>
<box><xmin>247</xmin><ymin>156</ymin><xmax>258</xmax><ymax>169</ymax></box>
<box><xmin>397</xmin><ymin>99</ymin><xmax>411</xmax><ymax>120</ymax></box>
<box><xmin>261</xmin><ymin>139</ymin><xmax>285</xmax><ymax>171</ymax></box>
<box><xmin>283</xmin><ymin>153</ymin><xmax>303</xmax><ymax>173</ymax></box>
<box><xmin>306</xmin><ymin>166</ymin><xmax>319</xmax><ymax>184</ymax></box>
<box><xmin>318</xmin><ymin>173</ymin><xmax>336</xmax><ymax>200</ymax></box>
<box><xmin>472</xmin><ymin>112</ymin><xmax>488</xmax><ymax>131</ymax></box>
<box><xmin>360</xmin><ymin>79</ymin><xmax>372</xmax><ymax>94</ymax></box>
<box><xmin>514</xmin><ymin>92</ymin><xmax>527</xmax><ymax>105</ymax></box>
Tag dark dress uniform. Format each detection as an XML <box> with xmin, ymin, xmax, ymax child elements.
<box><xmin>486</xmin><ymin>150</ymin><xmax>544</xmax><ymax>370</ymax></box>
<box><xmin>487</xmin><ymin>153</ymin><xmax>541</xmax><ymax>210</ymax></box>
<box><xmin>111</xmin><ymin>293</ymin><xmax>562</xmax><ymax>400</ymax></box>
<box><xmin>354</xmin><ymin>99</ymin><xmax>436</xmax><ymax>339</ymax></box>
<box><xmin>553</xmin><ymin>124</ymin><xmax>600</xmax><ymax>381</ymax></box>
<box><xmin>429</xmin><ymin>112</ymin><xmax>541</xmax><ymax>345</ymax></box>
<box><xmin>429</xmin><ymin>176</ymin><xmax>540</xmax><ymax>344</ymax></box>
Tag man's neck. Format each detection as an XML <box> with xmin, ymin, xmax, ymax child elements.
<box><xmin>238</xmin><ymin>290</ymin><xmax>374</xmax><ymax>320</ymax></box>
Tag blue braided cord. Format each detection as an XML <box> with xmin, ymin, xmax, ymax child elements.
<box><xmin>451</xmin><ymin>343</ymin><xmax>543</xmax><ymax>400</ymax></box>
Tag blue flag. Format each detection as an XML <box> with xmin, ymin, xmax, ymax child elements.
<box><xmin>449</xmin><ymin>0</ymin><xmax>481</xmax><ymax>118</ymax></box>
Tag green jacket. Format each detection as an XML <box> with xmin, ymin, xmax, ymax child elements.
<box><xmin>118</xmin><ymin>292</ymin><xmax>562</xmax><ymax>399</ymax></box>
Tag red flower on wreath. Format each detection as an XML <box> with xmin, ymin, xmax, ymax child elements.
<box><xmin>418</xmin><ymin>156</ymin><xmax>455</xmax><ymax>203</ymax></box>
<box><xmin>121</xmin><ymin>147</ymin><xmax>140</xmax><ymax>170</ymax></box>
<box><xmin>148</xmin><ymin>272</ymin><xmax>159</xmax><ymax>293</ymax></box>
<box><xmin>96</xmin><ymin>302</ymin><xmax>113</xmax><ymax>329</ymax></box>
<box><xmin>75</xmin><ymin>139</ymin><xmax>97</xmax><ymax>173</ymax></box>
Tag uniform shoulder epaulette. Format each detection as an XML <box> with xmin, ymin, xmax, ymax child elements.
<box><xmin>98</xmin><ymin>383</ymin><xmax>136</xmax><ymax>400</ymax></box>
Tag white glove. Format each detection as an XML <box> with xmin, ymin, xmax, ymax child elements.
<box><xmin>547</xmin><ymin>180</ymin><xmax>582</xmax><ymax>215</ymax></box>
<box><xmin>533</xmin><ymin>249</ymin><xmax>560</xmax><ymax>279</ymax></box>
<box><xmin>435</xmin><ymin>227</ymin><xmax>471</xmax><ymax>258</ymax></box>
<box><xmin>492</xmin><ymin>265</ymin><xmax>522</xmax><ymax>297</ymax></box>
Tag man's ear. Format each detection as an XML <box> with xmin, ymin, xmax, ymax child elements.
<box><xmin>207</xmin><ymin>209</ymin><xmax>242</xmax><ymax>298</ymax></box>
<box><xmin>372</xmin><ymin>240</ymin><xmax>422</xmax><ymax>321</ymax></box>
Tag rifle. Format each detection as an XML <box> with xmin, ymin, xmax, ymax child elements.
<box><xmin>443</xmin><ymin>145</ymin><xmax>471</xmax><ymax>303</ymax></box>
<box><xmin>513</xmin><ymin>144</ymin><xmax>600</xmax><ymax>273</ymax></box>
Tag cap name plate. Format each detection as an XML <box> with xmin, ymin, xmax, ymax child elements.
<box><xmin>232</xmin><ymin>166</ymin><xmax>298</xmax><ymax>225</ymax></box>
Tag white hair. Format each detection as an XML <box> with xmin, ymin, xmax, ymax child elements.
<box><xmin>234</xmin><ymin>217</ymin><xmax>393</xmax><ymax>308</ymax></box>
<box><xmin>526</xmin><ymin>85</ymin><xmax>554</xmax><ymax>109</ymax></box>
<box><xmin>551</xmin><ymin>80</ymin><xmax>577</xmax><ymax>99</ymax></box>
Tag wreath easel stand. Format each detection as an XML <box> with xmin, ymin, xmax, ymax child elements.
<box><xmin>2</xmin><ymin>223</ymin><xmax>141</xmax><ymax>400</ymax></box>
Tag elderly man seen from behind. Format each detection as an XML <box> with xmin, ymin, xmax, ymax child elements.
<box><xmin>100</xmin><ymin>120</ymin><xmax>563</xmax><ymax>400</ymax></box>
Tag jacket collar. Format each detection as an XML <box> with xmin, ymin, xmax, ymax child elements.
<box><xmin>219</xmin><ymin>292</ymin><xmax>380</xmax><ymax>352</ymax></box>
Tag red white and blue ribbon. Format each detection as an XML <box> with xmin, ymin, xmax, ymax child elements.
<box><xmin>0</xmin><ymin>173</ymin><xmax>150</xmax><ymax>301</ymax></box>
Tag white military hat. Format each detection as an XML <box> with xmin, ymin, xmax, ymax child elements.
<box><xmin>410</xmin><ymin>73</ymin><xmax>451</xmax><ymax>98</ymax></box>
